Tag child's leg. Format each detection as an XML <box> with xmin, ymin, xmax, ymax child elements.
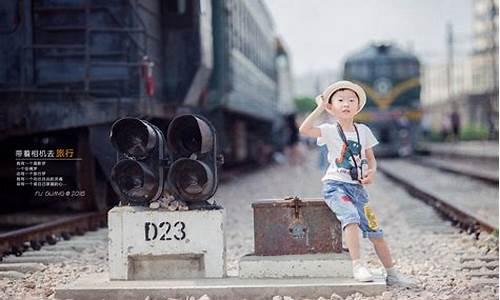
<box><xmin>368</xmin><ymin>237</ymin><xmax>394</xmax><ymax>268</ymax></box>
<box><xmin>344</xmin><ymin>223</ymin><xmax>361</xmax><ymax>260</ymax></box>
<box><xmin>322</xmin><ymin>182</ymin><xmax>363</xmax><ymax>261</ymax></box>
<box><xmin>345</xmin><ymin>223</ymin><xmax>373</xmax><ymax>282</ymax></box>
<box><xmin>370</xmin><ymin>237</ymin><xmax>417</xmax><ymax>287</ymax></box>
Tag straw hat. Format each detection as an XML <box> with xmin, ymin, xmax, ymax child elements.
<box><xmin>320</xmin><ymin>80</ymin><xmax>367</xmax><ymax>113</ymax></box>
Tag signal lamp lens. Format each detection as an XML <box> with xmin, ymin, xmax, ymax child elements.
<box><xmin>167</xmin><ymin>115</ymin><xmax>213</xmax><ymax>156</ymax></box>
<box><xmin>110</xmin><ymin>118</ymin><xmax>157</xmax><ymax>160</ymax></box>
<box><xmin>168</xmin><ymin>158</ymin><xmax>214</xmax><ymax>202</ymax></box>
<box><xmin>111</xmin><ymin>160</ymin><xmax>159</xmax><ymax>203</ymax></box>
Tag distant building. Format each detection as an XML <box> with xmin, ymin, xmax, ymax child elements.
<box><xmin>421</xmin><ymin>0</ymin><xmax>498</xmax><ymax>137</ymax></box>
<box><xmin>471</xmin><ymin>0</ymin><xmax>498</xmax><ymax>135</ymax></box>
<box><xmin>421</xmin><ymin>60</ymin><xmax>474</xmax><ymax>129</ymax></box>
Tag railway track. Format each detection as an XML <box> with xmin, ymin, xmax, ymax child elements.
<box><xmin>379</xmin><ymin>158</ymin><xmax>498</xmax><ymax>236</ymax></box>
<box><xmin>0</xmin><ymin>212</ymin><xmax>106</xmax><ymax>262</ymax></box>
<box><xmin>417</xmin><ymin>141</ymin><xmax>498</xmax><ymax>161</ymax></box>
<box><xmin>410</xmin><ymin>155</ymin><xmax>498</xmax><ymax>185</ymax></box>
<box><xmin>459</xmin><ymin>254</ymin><xmax>499</xmax><ymax>282</ymax></box>
<box><xmin>367</xmin><ymin>168</ymin><xmax>499</xmax><ymax>289</ymax></box>
<box><xmin>369</xmin><ymin>159</ymin><xmax>499</xmax><ymax>290</ymax></box>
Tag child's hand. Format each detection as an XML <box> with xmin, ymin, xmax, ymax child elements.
<box><xmin>315</xmin><ymin>95</ymin><xmax>326</xmax><ymax>110</ymax></box>
<box><xmin>360</xmin><ymin>169</ymin><xmax>375</xmax><ymax>185</ymax></box>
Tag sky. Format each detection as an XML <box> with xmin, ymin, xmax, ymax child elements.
<box><xmin>264</xmin><ymin>0</ymin><xmax>473</xmax><ymax>77</ymax></box>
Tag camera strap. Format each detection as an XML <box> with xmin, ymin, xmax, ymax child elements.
<box><xmin>336</xmin><ymin>122</ymin><xmax>362</xmax><ymax>177</ymax></box>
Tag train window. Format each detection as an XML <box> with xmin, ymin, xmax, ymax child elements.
<box><xmin>350</xmin><ymin>63</ymin><xmax>370</xmax><ymax>79</ymax></box>
<box><xmin>344</xmin><ymin>62</ymin><xmax>352</xmax><ymax>78</ymax></box>
<box><xmin>376</xmin><ymin>63</ymin><xmax>391</xmax><ymax>76</ymax></box>
<box><xmin>408</xmin><ymin>63</ymin><xmax>419</xmax><ymax>77</ymax></box>
<box><xmin>166</xmin><ymin>0</ymin><xmax>187</xmax><ymax>15</ymax></box>
<box><xmin>164</xmin><ymin>0</ymin><xmax>193</xmax><ymax>28</ymax></box>
<box><xmin>395</xmin><ymin>62</ymin><xmax>420</xmax><ymax>78</ymax></box>
<box><xmin>200</xmin><ymin>0</ymin><xmax>207</xmax><ymax>15</ymax></box>
<box><xmin>395</xmin><ymin>63</ymin><xmax>407</xmax><ymax>78</ymax></box>
<box><xmin>0</xmin><ymin>1</ymin><xmax>19</xmax><ymax>33</ymax></box>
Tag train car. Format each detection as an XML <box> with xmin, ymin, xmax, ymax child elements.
<box><xmin>273</xmin><ymin>38</ymin><xmax>296</xmax><ymax>154</ymax></box>
<box><xmin>343</xmin><ymin>43</ymin><xmax>421</xmax><ymax>157</ymax></box>
<box><xmin>209</xmin><ymin>0</ymin><xmax>278</xmax><ymax>165</ymax></box>
<box><xmin>0</xmin><ymin>0</ymin><xmax>280</xmax><ymax>213</ymax></box>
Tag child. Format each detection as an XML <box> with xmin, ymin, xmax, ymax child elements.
<box><xmin>298</xmin><ymin>80</ymin><xmax>416</xmax><ymax>287</ymax></box>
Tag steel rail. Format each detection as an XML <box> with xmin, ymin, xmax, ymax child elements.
<box><xmin>378</xmin><ymin>165</ymin><xmax>497</xmax><ymax>237</ymax></box>
<box><xmin>0</xmin><ymin>212</ymin><xmax>106</xmax><ymax>260</ymax></box>
<box><xmin>410</xmin><ymin>156</ymin><xmax>498</xmax><ymax>185</ymax></box>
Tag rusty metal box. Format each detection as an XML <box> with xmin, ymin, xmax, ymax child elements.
<box><xmin>252</xmin><ymin>197</ymin><xmax>342</xmax><ymax>256</ymax></box>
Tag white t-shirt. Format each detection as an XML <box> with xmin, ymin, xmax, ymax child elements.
<box><xmin>317</xmin><ymin>123</ymin><xmax>379</xmax><ymax>184</ymax></box>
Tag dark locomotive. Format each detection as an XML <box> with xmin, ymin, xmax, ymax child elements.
<box><xmin>343</xmin><ymin>43</ymin><xmax>422</xmax><ymax>157</ymax></box>
<box><xmin>0</xmin><ymin>0</ymin><xmax>284</xmax><ymax>213</ymax></box>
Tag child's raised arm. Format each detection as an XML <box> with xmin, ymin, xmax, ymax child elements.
<box><xmin>298</xmin><ymin>96</ymin><xmax>325</xmax><ymax>138</ymax></box>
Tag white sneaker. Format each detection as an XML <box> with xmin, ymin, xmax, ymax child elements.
<box><xmin>386</xmin><ymin>269</ymin><xmax>417</xmax><ymax>288</ymax></box>
<box><xmin>352</xmin><ymin>263</ymin><xmax>373</xmax><ymax>282</ymax></box>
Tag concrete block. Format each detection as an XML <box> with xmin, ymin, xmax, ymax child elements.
<box><xmin>56</xmin><ymin>272</ymin><xmax>386</xmax><ymax>300</ymax></box>
<box><xmin>108</xmin><ymin>206</ymin><xmax>226</xmax><ymax>280</ymax></box>
<box><xmin>239</xmin><ymin>253</ymin><xmax>351</xmax><ymax>278</ymax></box>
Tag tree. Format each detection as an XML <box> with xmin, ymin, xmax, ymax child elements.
<box><xmin>294</xmin><ymin>96</ymin><xmax>316</xmax><ymax>113</ymax></box>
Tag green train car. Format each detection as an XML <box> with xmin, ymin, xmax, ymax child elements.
<box><xmin>343</xmin><ymin>43</ymin><xmax>422</xmax><ymax>157</ymax></box>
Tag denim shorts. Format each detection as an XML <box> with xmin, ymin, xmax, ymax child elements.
<box><xmin>323</xmin><ymin>180</ymin><xmax>384</xmax><ymax>238</ymax></box>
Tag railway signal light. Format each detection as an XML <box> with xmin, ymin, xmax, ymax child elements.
<box><xmin>166</xmin><ymin>114</ymin><xmax>219</xmax><ymax>204</ymax></box>
<box><xmin>109</xmin><ymin>114</ymin><xmax>220</xmax><ymax>207</ymax></box>
<box><xmin>109</xmin><ymin>118</ymin><xmax>166</xmax><ymax>205</ymax></box>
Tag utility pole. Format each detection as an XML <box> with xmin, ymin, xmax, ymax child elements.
<box><xmin>446</xmin><ymin>22</ymin><xmax>454</xmax><ymax>104</ymax></box>
<box><xmin>489</xmin><ymin>0</ymin><xmax>498</xmax><ymax>139</ymax></box>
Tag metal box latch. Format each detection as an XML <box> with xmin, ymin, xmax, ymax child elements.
<box><xmin>286</xmin><ymin>196</ymin><xmax>307</xmax><ymax>240</ymax></box>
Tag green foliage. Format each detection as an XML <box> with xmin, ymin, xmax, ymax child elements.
<box><xmin>424</xmin><ymin>130</ymin><xmax>445</xmax><ymax>142</ymax></box>
<box><xmin>294</xmin><ymin>97</ymin><xmax>316</xmax><ymax>113</ymax></box>
<box><xmin>422</xmin><ymin>125</ymin><xmax>490</xmax><ymax>142</ymax></box>
<box><xmin>492</xmin><ymin>229</ymin><xmax>499</xmax><ymax>238</ymax></box>
<box><xmin>459</xmin><ymin>124</ymin><xmax>489</xmax><ymax>141</ymax></box>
